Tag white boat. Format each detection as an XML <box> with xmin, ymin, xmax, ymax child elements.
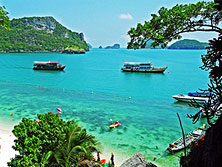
<box><xmin>121</xmin><ymin>62</ymin><xmax>167</xmax><ymax>73</ymax></box>
<box><xmin>172</xmin><ymin>93</ymin><xmax>210</xmax><ymax>103</ymax></box>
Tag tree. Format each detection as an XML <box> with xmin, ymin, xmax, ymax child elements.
<box><xmin>8</xmin><ymin>113</ymin><xmax>98</xmax><ymax>166</ymax></box>
<box><xmin>127</xmin><ymin>1</ymin><xmax>222</xmax><ymax>49</ymax></box>
<box><xmin>54</xmin><ymin>123</ymin><xmax>99</xmax><ymax>167</ymax></box>
<box><xmin>0</xmin><ymin>6</ymin><xmax>10</xmax><ymax>29</ymax></box>
<box><xmin>127</xmin><ymin>1</ymin><xmax>222</xmax><ymax>167</ymax></box>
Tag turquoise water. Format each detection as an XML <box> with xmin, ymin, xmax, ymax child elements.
<box><xmin>0</xmin><ymin>49</ymin><xmax>208</xmax><ymax>166</ymax></box>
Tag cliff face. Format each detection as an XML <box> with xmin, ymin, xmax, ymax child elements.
<box><xmin>0</xmin><ymin>16</ymin><xmax>89</xmax><ymax>53</ymax></box>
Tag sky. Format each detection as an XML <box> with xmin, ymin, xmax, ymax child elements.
<box><xmin>0</xmin><ymin>0</ymin><xmax>218</xmax><ymax>48</ymax></box>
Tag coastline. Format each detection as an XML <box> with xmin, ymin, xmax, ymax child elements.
<box><xmin>0</xmin><ymin>120</ymin><xmax>129</xmax><ymax>167</ymax></box>
<box><xmin>0</xmin><ymin>122</ymin><xmax>18</xmax><ymax>167</ymax></box>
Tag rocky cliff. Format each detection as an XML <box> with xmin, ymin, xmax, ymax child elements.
<box><xmin>0</xmin><ymin>16</ymin><xmax>89</xmax><ymax>53</ymax></box>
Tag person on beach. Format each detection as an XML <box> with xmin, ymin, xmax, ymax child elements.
<box><xmin>110</xmin><ymin>152</ymin><xmax>114</xmax><ymax>167</ymax></box>
<box><xmin>97</xmin><ymin>152</ymin><xmax>100</xmax><ymax>162</ymax></box>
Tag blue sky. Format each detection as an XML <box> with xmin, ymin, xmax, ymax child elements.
<box><xmin>0</xmin><ymin>0</ymin><xmax>217</xmax><ymax>47</ymax></box>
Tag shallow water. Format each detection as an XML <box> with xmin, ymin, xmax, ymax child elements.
<box><xmin>0</xmin><ymin>49</ymin><xmax>208</xmax><ymax>166</ymax></box>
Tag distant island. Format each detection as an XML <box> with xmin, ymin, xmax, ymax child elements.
<box><xmin>168</xmin><ymin>39</ymin><xmax>209</xmax><ymax>49</ymax></box>
<box><xmin>0</xmin><ymin>16</ymin><xmax>89</xmax><ymax>53</ymax></box>
<box><xmin>105</xmin><ymin>43</ymin><xmax>120</xmax><ymax>49</ymax></box>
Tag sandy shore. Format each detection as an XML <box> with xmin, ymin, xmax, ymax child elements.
<box><xmin>0</xmin><ymin>123</ymin><xmax>18</xmax><ymax>167</ymax></box>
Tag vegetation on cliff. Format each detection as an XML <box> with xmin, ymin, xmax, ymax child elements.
<box><xmin>168</xmin><ymin>39</ymin><xmax>209</xmax><ymax>49</ymax></box>
<box><xmin>0</xmin><ymin>16</ymin><xmax>89</xmax><ymax>53</ymax></box>
<box><xmin>0</xmin><ymin>6</ymin><xmax>10</xmax><ymax>29</ymax></box>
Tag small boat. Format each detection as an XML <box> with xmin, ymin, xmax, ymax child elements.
<box><xmin>33</xmin><ymin>61</ymin><xmax>66</xmax><ymax>70</ymax></box>
<box><xmin>121</xmin><ymin>62</ymin><xmax>167</xmax><ymax>73</ymax></box>
<box><xmin>109</xmin><ymin>120</ymin><xmax>120</xmax><ymax>129</ymax></box>
<box><xmin>167</xmin><ymin>124</ymin><xmax>206</xmax><ymax>153</ymax></box>
<box><xmin>172</xmin><ymin>92</ymin><xmax>210</xmax><ymax>103</ymax></box>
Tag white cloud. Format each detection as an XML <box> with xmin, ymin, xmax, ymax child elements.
<box><xmin>119</xmin><ymin>14</ymin><xmax>133</xmax><ymax>20</ymax></box>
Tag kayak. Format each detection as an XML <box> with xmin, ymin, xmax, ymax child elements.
<box><xmin>109</xmin><ymin>123</ymin><xmax>119</xmax><ymax>129</ymax></box>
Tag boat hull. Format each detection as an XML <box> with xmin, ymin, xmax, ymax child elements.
<box><xmin>167</xmin><ymin>125</ymin><xmax>206</xmax><ymax>153</ymax></box>
<box><xmin>121</xmin><ymin>67</ymin><xmax>167</xmax><ymax>73</ymax></box>
<box><xmin>172</xmin><ymin>95</ymin><xmax>208</xmax><ymax>103</ymax></box>
<box><xmin>33</xmin><ymin>66</ymin><xmax>66</xmax><ymax>70</ymax></box>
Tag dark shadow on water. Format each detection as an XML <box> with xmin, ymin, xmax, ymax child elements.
<box><xmin>173</xmin><ymin>101</ymin><xmax>192</xmax><ymax>107</ymax></box>
<box><xmin>33</xmin><ymin>70</ymin><xmax>65</xmax><ymax>74</ymax></box>
<box><xmin>122</xmin><ymin>71</ymin><xmax>165</xmax><ymax>77</ymax></box>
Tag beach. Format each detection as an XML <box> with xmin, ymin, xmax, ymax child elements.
<box><xmin>0</xmin><ymin>122</ymin><xmax>17</xmax><ymax>167</ymax></box>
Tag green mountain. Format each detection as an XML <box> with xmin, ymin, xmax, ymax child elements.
<box><xmin>0</xmin><ymin>16</ymin><xmax>89</xmax><ymax>53</ymax></box>
<box><xmin>168</xmin><ymin>39</ymin><xmax>209</xmax><ymax>49</ymax></box>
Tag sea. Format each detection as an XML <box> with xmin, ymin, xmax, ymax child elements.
<box><xmin>0</xmin><ymin>48</ymin><xmax>209</xmax><ymax>166</ymax></box>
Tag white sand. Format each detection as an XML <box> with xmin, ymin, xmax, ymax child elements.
<box><xmin>0</xmin><ymin>123</ymin><xmax>18</xmax><ymax>167</ymax></box>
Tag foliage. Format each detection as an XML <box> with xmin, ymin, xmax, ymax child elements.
<box><xmin>8</xmin><ymin>113</ymin><xmax>98</xmax><ymax>167</ymax></box>
<box><xmin>54</xmin><ymin>124</ymin><xmax>99</xmax><ymax>167</ymax></box>
<box><xmin>187</xmin><ymin>35</ymin><xmax>222</xmax><ymax>125</ymax></box>
<box><xmin>0</xmin><ymin>16</ymin><xmax>89</xmax><ymax>52</ymax></box>
<box><xmin>0</xmin><ymin>6</ymin><xmax>10</xmax><ymax>29</ymax></box>
<box><xmin>168</xmin><ymin>39</ymin><xmax>209</xmax><ymax>49</ymax></box>
<box><xmin>127</xmin><ymin>1</ymin><xmax>222</xmax><ymax>49</ymax></box>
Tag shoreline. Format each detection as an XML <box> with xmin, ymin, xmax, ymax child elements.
<box><xmin>0</xmin><ymin>122</ymin><xmax>18</xmax><ymax>167</ymax></box>
<box><xmin>0</xmin><ymin>121</ymin><xmax>128</xmax><ymax>167</ymax></box>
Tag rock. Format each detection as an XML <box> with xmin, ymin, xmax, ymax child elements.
<box><xmin>105</xmin><ymin>43</ymin><xmax>120</xmax><ymax>49</ymax></box>
<box><xmin>99</xmin><ymin>46</ymin><xmax>103</xmax><ymax>49</ymax></box>
<box><xmin>61</xmin><ymin>49</ymin><xmax>85</xmax><ymax>54</ymax></box>
<box><xmin>120</xmin><ymin>152</ymin><xmax>157</xmax><ymax>167</ymax></box>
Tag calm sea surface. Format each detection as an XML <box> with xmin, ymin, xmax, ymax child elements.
<box><xmin>0</xmin><ymin>49</ymin><xmax>208</xmax><ymax>166</ymax></box>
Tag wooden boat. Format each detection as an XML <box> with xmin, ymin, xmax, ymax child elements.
<box><xmin>33</xmin><ymin>61</ymin><xmax>66</xmax><ymax>70</ymax></box>
<box><xmin>167</xmin><ymin>124</ymin><xmax>206</xmax><ymax>153</ymax></box>
<box><xmin>172</xmin><ymin>92</ymin><xmax>210</xmax><ymax>103</ymax></box>
<box><xmin>121</xmin><ymin>62</ymin><xmax>167</xmax><ymax>73</ymax></box>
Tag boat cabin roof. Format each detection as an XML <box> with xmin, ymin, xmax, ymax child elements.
<box><xmin>124</xmin><ymin>62</ymin><xmax>152</xmax><ymax>65</ymax></box>
<box><xmin>33</xmin><ymin>61</ymin><xmax>60</xmax><ymax>64</ymax></box>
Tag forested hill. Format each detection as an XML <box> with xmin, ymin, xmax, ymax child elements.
<box><xmin>0</xmin><ymin>16</ymin><xmax>89</xmax><ymax>53</ymax></box>
<box><xmin>168</xmin><ymin>39</ymin><xmax>209</xmax><ymax>49</ymax></box>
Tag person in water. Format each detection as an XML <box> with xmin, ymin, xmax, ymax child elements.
<box><xmin>115</xmin><ymin>120</ymin><xmax>119</xmax><ymax>126</ymax></box>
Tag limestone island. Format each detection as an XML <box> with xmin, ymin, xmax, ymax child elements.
<box><xmin>0</xmin><ymin>16</ymin><xmax>89</xmax><ymax>54</ymax></box>
<box><xmin>168</xmin><ymin>39</ymin><xmax>209</xmax><ymax>50</ymax></box>
<box><xmin>105</xmin><ymin>43</ymin><xmax>120</xmax><ymax>49</ymax></box>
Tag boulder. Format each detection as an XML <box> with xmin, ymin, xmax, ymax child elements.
<box><xmin>120</xmin><ymin>152</ymin><xmax>157</xmax><ymax>167</ymax></box>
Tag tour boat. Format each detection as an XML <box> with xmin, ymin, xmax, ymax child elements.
<box><xmin>121</xmin><ymin>62</ymin><xmax>167</xmax><ymax>73</ymax></box>
<box><xmin>172</xmin><ymin>92</ymin><xmax>210</xmax><ymax>103</ymax></box>
<box><xmin>167</xmin><ymin>124</ymin><xmax>206</xmax><ymax>153</ymax></box>
<box><xmin>33</xmin><ymin>61</ymin><xmax>66</xmax><ymax>70</ymax></box>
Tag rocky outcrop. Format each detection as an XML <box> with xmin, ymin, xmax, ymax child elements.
<box><xmin>120</xmin><ymin>152</ymin><xmax>157</xmax><ymax>167</ymax></box>
<box><xmin>105</xmin><ymin>43</ymin><xmax>120</xmax><ymax>49</ymax></box>
<box><xmin>61</xmin><ymin>49</ymin><xmax>85</xmax><ymax>54</ymax></box>
<box><xmin>0</xmin><ymin>16</ymin><xmax>89</xmax><ymax>53</ymax></box>
<box><xmin>99</xmin><ymin>46</ymin><xmax>103</xmax><ymax>49</ymax></box>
